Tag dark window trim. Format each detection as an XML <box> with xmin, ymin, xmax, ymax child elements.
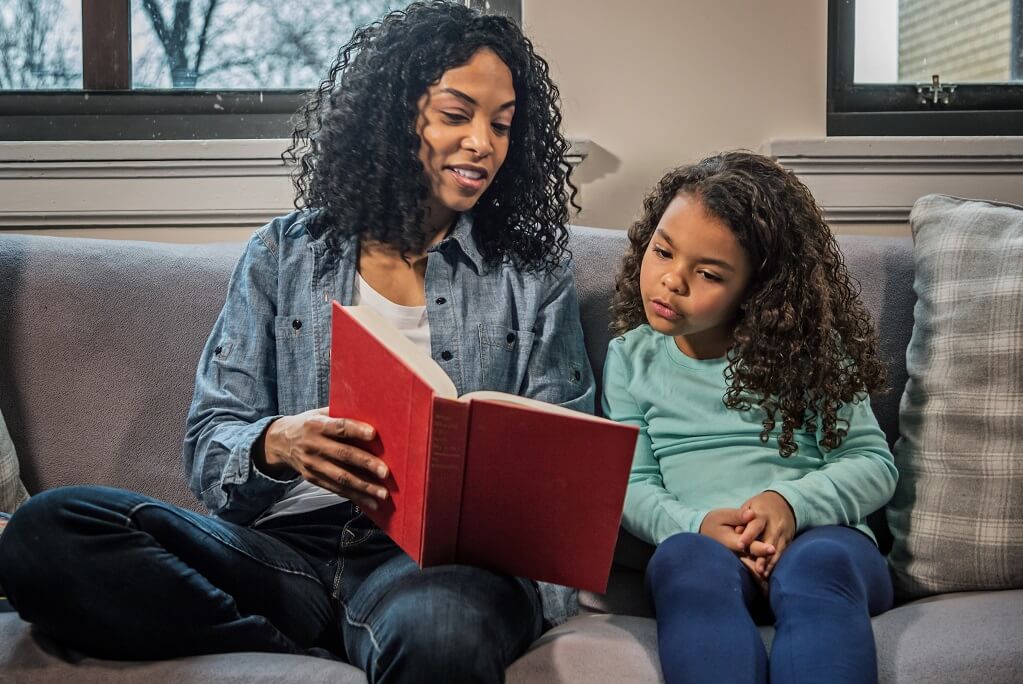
<box><xmin>82</xmin><ymin>0</ymin><xmax>132</xmax><ymax>90</ymax></box>
<box><xmin>0</xmin><ymin>0</ymin><xmax>522</xmax><ymax>141</ymax></box>
<box><xmin>828</xmin><ymin>0</ymin><xmax>1023</xmax><ymax>136</ymax></box>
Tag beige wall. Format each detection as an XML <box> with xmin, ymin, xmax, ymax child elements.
<box><xmin>524</xmin><ymin>0</ymin><xmax>828</xmax><ymax>230</ymax></box>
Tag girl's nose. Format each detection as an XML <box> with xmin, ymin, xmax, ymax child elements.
<box><xmin>662</xmin><ymin>270</ymin><xmax>687</xmax><ymax>295</ymax></box>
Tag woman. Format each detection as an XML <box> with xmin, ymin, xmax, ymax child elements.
<box><xmin>0</xmin><ymin>3</ymin><xmax>593</xmax><ymax>682</ymax></box>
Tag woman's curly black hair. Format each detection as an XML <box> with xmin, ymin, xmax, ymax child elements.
<box><xmin>283</xmin><ymin>1</ymin><xmax>576</xmax><ymax>272</ymax></box>
<box><xmin>610</xmin><ymin>151</ymin><xmax>887</xmax><ymax>457</ymax></box>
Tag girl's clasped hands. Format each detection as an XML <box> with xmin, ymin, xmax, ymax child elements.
<box><xmin>699</xmin><ymin>491</ymin><xmax>796</xmax><ymax>592</ymax></box>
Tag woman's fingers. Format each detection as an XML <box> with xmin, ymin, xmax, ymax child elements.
<box><xmin>312</xmin><ymin>435</ymin><xmax>388</xmax><ymax>480</ymax></box>
<box><xmin>323</xmin><ymin>414</ymin><xmax>376</xmax><ymax>444</ymax></box>
<box><xmin>306</xmin><ymin>454</ymin><xmax>388</xmax><ymax>507</ymax></box>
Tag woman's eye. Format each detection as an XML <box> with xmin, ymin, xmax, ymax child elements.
<box><xmin>442</xmin><ymin>111</ymin><xmax>469</xmax><ymax>123</ymax></box>
<box><xmin>492</xmin><ymin>122</ymin><xmax>511</xmax><ymax>135</ymax></box>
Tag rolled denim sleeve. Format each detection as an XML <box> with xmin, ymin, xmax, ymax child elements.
<box><xmin>182</xmin><ymin>229</ymin><xmax>299</xmax><ymax>524</ymax></box>
<box><xmin>520</xmin><ymin>259</ymin><xmax>596</xmax><ymax>415</ymax></box>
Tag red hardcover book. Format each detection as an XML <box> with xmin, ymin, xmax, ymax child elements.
<box><xmin>328</xmin><ymin>302</ymin><xmax>638</xmax><ymax>593</ymax></box>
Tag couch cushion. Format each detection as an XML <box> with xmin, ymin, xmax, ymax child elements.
<box><xmin>507</xmin><ymin>614</ymin><xmax>662</xmax><ymax>683</ymax></box>
<box><xmin>0</xmin><ymin>613</ymin><xmax>366</xmax><ymax>684</ymax></box>
<box><xmin>873</xmin><ymin>589</ymin><xmax>1023</xmax><ymax>683</ymax></box>
<box><xmin>887</xmin><ymin>194</ymin><xmax>1023</xmax><ymax>600</ymax></box>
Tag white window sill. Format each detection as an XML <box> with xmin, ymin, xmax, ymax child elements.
<box><xmin>764</xmin><ymin>137</ymin><xmax>1023</xmax><ymax>227</ymax></box>
<box><xmin>0</xmin><ymin>138</ymin><xmax>590</xmax><ymax>231</ymax></box>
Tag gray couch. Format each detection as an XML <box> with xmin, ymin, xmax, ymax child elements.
<box><xmin>1</xmin><ymin>227</ymin><xmax>1021</xmax><ymax>683</ymax></box>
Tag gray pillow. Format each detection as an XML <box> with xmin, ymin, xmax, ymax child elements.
<box><xmin>888</xmin><ymin>194</ymin><xmax>1023</xmax><ymax>600</ymax></box>
<box><xmin>0</xmin><ymin>408</ymin><xmax>28</xmax><ymax>514</ymax></box>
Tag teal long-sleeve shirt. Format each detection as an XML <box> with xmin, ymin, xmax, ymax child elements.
<box><xmin>601</xmin><ymin>325</ymin><xmax>898</xmax><ymax>546</ymax></box>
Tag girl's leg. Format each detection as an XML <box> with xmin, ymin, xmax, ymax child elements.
<box><xmin>645</xmin><ymin>532</ymin><xmax>767</xmax><ymax>684</ymax></box>
<box><xmin>0</xmin><ymin>485</ymin><xmax>337</xmax><ymax>660</ymax></box>
<box><xmin>768</xmin><ymin>525</ymin><xmax>894</xmax><ymax>684</ymax></box>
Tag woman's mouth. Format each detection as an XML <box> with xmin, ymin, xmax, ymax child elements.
<box><xmin>447</xmin><ymin>166</ymin><xmax>487</xmax><ymax>191</ymax></box>
<box><xmin>650</xmin><ymin>299</ymin><xmax>681</xmax><ymax>320</ymax></box>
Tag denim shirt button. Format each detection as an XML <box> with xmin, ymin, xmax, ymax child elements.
<box><xmin>214</xmin><ymin>345</ymin><xmax>223</xmax><ymax>355</ymax></box>
<box><xmin>435</xmin><ymin>297</ymin><xmax>447</xmax><ymax>305</ymax></box>
<box><xmin>506</xmin><ymin>332</ymin><xmax>516</xmax><ymax>343</ymax></box>
<box><xmin>441</xmin><ymin>350</ymin><xmax>453</xmax><ymax>361</ymax></box>
<box><xmin>573</xmin><ymin>370</ymin><xmax>581</xmax><ymax>381</ymax></box>
<box><xmin>292</xmin><ymin>319</ymin><xmax>302</xmax><ymax>330</ymax></box>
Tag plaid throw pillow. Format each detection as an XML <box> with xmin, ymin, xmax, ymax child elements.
<box><xmin>887</xmin><ymin>194</ymin><xmax>1023</xmax><ymax>600</ymax></box>
<box><xmin>0</xmin><ymin>408</ymin><xmax>29</xmax><ymax>514</ymax></box>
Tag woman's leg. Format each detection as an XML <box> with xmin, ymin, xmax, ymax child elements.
<box><xmin>0</xmin><ymin>485</ymin><xmax>336</xmax><ymax>660</ymax></box>
<box><xmin>332</xmin><ymin>514</ymin><xmax>542</xmax><ymax>684</ymax></box>
<box><xmin>768</xmin><ymin>525</ymin><xmax>894</xmax><ymax>684</ymax></box>
<box><xmin>646</xmin><ymin>532</ymin><xmax>767</xmax><ymax>684</ymax></box>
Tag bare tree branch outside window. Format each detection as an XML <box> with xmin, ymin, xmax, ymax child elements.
<box><xmin>133</xmin><ymin>0</ymin><xmax>403</xmax><ymax>89</ymax></box>
<box><xmin>0</xmin><ymin>0</ymin><xmax>81</xmax><ymax>90</ymax></box>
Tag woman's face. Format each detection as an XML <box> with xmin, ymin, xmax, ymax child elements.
<box><xmin>416</xmin><ymin>47</ymin><xmax>516</xmax><ymax>234</ymax></box>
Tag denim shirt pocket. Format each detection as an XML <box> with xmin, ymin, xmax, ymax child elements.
<box><xmin>477</xmin><ymin>323</ymin><xmax>536</xmax><ymax>392</ymax></box>
<box><xmin>274</xmin><ymin>314</ymin><xmax>316</xmax><ymax>415</ymax></box>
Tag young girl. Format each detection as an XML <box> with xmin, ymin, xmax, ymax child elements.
<box><xmin>603</xmin><ymin>151</ymin><xmax>898</xmax><ymax>684</ymax></box>
<box><xmin>0</xmin><ymin>3</ymin><xmax>592</xmax><ymax>681</ymax></box>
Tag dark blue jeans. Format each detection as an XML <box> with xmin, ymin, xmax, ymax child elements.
<box><xmin>647</xmin><ymin>526</ymin><xmax>893</xmax><ymax>684</ymax></box>
<box><xmin>0</xmin><ymin>486</ymin><xmax>542</xmax><ymax>683</ymax></box>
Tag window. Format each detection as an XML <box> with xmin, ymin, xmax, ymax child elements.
<box><xmin>0</xmin><ymin>0</ymin><xmax>522</xmax><ymax>140</ymax></box>
<box><xmin>828</xmin><ymin>0</ymin><xmax>1023</xmax><ymax>135</ymax></box>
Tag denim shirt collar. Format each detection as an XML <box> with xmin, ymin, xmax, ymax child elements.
<box><xmin>431</xmin><ymin>213</ymin><xmax>486</xmax><ymax>274</ymax></box>
<box><xmin>328</xmin><ymin>211</ymin><xmax>484</xmax><ymax>278</ymax></box>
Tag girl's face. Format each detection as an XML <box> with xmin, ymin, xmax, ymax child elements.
<box><xmin>416</xmin><ymin>48</ymin><xmax>516</xmax><ymax>235</ymax></box>
<box><xmin>639</xmin><ymin>194</ymin><xmax>752</xmax><ymax>359</ymax></box>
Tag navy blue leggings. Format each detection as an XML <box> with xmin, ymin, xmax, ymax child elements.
<box><xmin>646</xmin><ymin>526</ymin><xmax>893</xmax><ymax>684</ymax></box>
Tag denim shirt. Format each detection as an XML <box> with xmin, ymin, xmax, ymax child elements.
<box><xmin>183</xmin><ymin>210</ymin><xmax>596</xmax><ymax>625</ymax></box>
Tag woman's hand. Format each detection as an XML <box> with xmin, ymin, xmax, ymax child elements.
<box><xmin>254</xmin><ymin>407</ymin><xmax>389</xmax><ymax>511</ymax></box>
<box><xmin>736</xmin><ymin>490</ymin><xmax>796</xmax><ymax>577</ymax></box>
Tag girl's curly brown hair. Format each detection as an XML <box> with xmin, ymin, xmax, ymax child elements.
<box><xmin>610</xmin><ymin>151</ymin><xmax>887</xmax><ymax>457</ymax></box>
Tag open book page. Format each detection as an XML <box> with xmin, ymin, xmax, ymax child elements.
<box><xmin>344</xmin><ymin>305</ymin><xmax>607</xmax><ymax>425</ymax></box>
<box><xmin>342</xmin><ymin>305</ymin><xmax>457</xmax><ymax>398</ymax></box>
<box><xmin>460</xmin><ymin>391</ymin><xmax>610</xmax><ymax>423</ymax></box>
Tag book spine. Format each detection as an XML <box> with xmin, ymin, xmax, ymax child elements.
<box><xmin>420</xmin><ymin>397</ymin><xmax>471</xmax><ymax>567</ymax></box>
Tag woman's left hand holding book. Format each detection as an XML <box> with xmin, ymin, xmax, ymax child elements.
<box><xmin>253</xmin><ymin>407</ymin><xmax>390</xmax><ymax>511</ymax></box>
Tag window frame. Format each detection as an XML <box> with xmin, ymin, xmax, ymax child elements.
<box><xmin>828</xmin><ymin>0</ymin><xmax>1023</xmax><ymax>136</ymax></box>
<box><xmin>0</xmin><ymin>0</ymin><xmax>523</xmax><ymax>141</ymax></box>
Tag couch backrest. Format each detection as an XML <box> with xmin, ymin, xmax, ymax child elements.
<box><xmin>0</xmin><ymin>228</ymin><xmax>915</xmax><ymax>512</ymax></box>
<box><xmin>0</xmin><ymin>234</ymin><xmax>243</xmax><ymax>510</ymax></box>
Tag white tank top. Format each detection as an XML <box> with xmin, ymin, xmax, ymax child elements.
<box><xmin>254</xmin><ymin>274</ymin><xmax>431</xmax><ymax>525</ymax></box>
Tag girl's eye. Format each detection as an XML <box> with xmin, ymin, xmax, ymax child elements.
<box><xmin>699</xmin><ymin>271</ymin><xmax>722</xmax><ymax>282</ymax></box>
<box><xmin>442</xmin><ymin>111</ymin><xmax>469</xmax><ymax>123</ymax></box>
<box><xmin>492</xmin><ymin>122</ymin><xmax>511</xmax><ymax>135</ymax></box>
<box><xmin>652</xmin><ymin>246</ymin><xmax>671</xmax><ymax>259</ymax></box>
